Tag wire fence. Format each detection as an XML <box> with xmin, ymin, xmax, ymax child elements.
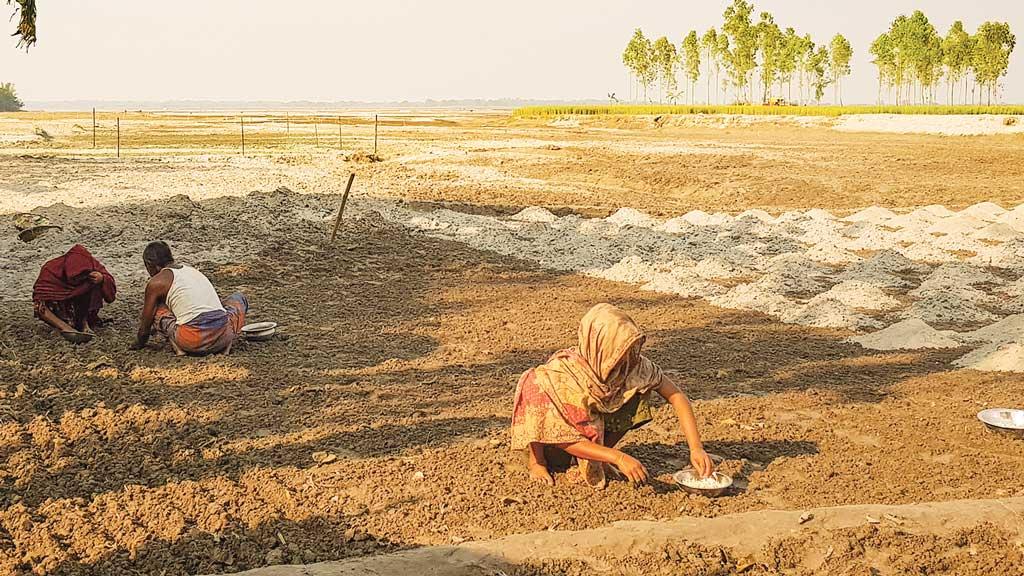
<box><xmin>66</xmin><ymin>110</ymin><xmax>386</xmax><ymax>158</ymax></box>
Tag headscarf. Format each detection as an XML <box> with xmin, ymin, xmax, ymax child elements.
<box><xmin>32</xmin><ymin>245</ymin><xmax>116</xmax><ymax>324</ymax></box>
<box><xmin>510</xmin><ymin>303</ymin><xmax>666</xmax><ymax>487</ymax></box>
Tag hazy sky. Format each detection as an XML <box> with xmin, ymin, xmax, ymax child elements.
<box><xmin>2</xmin><ymin>0</ymin><xmax>1022</xmax><ymax>105</ymax></box>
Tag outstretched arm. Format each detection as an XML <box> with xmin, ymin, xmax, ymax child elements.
<box><xmin>656</xmin><ymin>378</ymin><xmax>714</xmax><ymax>478</ymax></box>
<box><xmin>559</xmin><ymin>440</ymin><xmax>650</xmax><ymax>484</ymax></box>
<box><xmin>132</xmin><ymin>272</ymin><xmax>170</xmax><ymax>350</ymax></box>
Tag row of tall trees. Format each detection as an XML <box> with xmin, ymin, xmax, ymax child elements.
<box><xmin>622</xmin><ymin>0</ymin><xmax>851</xmax><ymax>105</ymax></box>
<box><xmin>622</xmin><ymin>0</ymin><xmax>1015</xmax><ymax>105</ymax></box>
<box><xmin>870</xmin><ymin>12</ymin><xmax>1016</xmax><ymax>105</ymax></box>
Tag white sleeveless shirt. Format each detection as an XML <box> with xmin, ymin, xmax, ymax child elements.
<box><xmin>166</xmin><ymin>265</ymin><xmax>225</xmax><ymax>325</ymax></box>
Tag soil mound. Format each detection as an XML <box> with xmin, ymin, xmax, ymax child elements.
<box><xmin>509</xmin><ymin>207</ymin><xmax>558</xmax><ymax>223</ymax></box>
<box><xmin>848</xmin><ymin>318</ymin><xmax>960</xmax><ymax>350</ymax></box>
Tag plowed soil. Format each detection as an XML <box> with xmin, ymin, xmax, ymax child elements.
<box><xmin>1</xmin><ymin>112</ymin><xmax>1023</xmax><ymax>575</ymax></box>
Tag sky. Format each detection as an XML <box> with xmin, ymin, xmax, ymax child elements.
<box><xmin>1</xmin><ymin>0</ymin><xmax>1022</xmax><ymax>105</ymax></box>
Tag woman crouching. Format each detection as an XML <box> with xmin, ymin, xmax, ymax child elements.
<box><xmin>510</xmin><ymin>303</ymin><xmax>713</xmax><ymax>488</ymax></box>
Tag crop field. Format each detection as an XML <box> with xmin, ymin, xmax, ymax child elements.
<box><xmin>1</xmin><ymin>110</ymin><xmax>1024</xmax><ymax>576</ymax></box>
<box><xmin>513</xmin><ymin>103</ymin><xmax>1024</xmax><ymax>117</ymax></box>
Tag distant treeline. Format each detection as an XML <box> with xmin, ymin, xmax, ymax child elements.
<box><xmin>620</xmin><ymin>0</ymin><xmax>1015</xmax><ymax>106</ymax></box>
<box><xmin>513</xmin><ymin>104</ymin><xmax>1024</xmax><ymax>118</ymax></box>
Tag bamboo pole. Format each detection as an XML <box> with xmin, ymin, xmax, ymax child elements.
<box><xmin>116</xmin><ymin>117</ymin><xmax>120</xmax><ymax>159</ymax></box>
<box><xmin>330</xmin><ymin>173</ymin><xmax>357</xmax><ymax>242</ymax></box>
<box><xmin>92</xmin><ymin>108</ymin><xmax>96</xmax><ymax>148</ymax></box>
<box><xmin>374</xmin><ymin>114</ymin><xmax>378</xmax><ymax>156</ymax></box>
<box><xmin>337</xmin><ymin>115</ymin><xmax>341</xmax><ymax>150</ymax></box>
<box><xmin>314</xmin><ymin>120</ymin><xmax>319</xmax><ymax>148</ymax></box>
<box><xmin>240</xmin><ymin>114</ymin><xmax>246</xmax><ymax>156</ymax></box>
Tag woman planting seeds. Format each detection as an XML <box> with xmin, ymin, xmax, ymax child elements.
<box><xmin>511</xmin><ymin>302</ymin><xmax>713</xmax><ymax>488</ymax></box>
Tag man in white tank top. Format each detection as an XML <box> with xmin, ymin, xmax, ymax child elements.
<box><xmin>131</xmin><ymin>241</ymin><xmax>249</xmax><ymax>355</ymax></box>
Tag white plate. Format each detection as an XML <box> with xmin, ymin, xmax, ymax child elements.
<box><xmin>241</xmin><ymin>322</ymin><xmax>277</xmax><ymax>333</ymax></box>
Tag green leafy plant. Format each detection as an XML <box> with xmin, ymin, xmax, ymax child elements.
<box><xmin>0</xmin><ymin>82</ymin><xmax>24</xmax><ymax>111</ymax></box>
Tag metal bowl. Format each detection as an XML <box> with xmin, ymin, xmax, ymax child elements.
<box><xmin>978</xmin><ymin>408</ymin><xmax>1024</xmax><ymax>439</ymax></box>
<box><xmin>241</xmin><ymin>322</ymin><xmax>277</xmax><ymax>333</ymax></box>
<box><xmin>672</xmin><ymin>468</ymin><xmax>733</xmax><ymax>497</ymax></box>
<box><xmin>243</xmin><ymin>328</ymin><xmax>276</xmax><ymax>342</ymax></box>
<box><xmin>18</xmin><ymin>225</ymin><xmax>62</xmax><ymax>242</ymax></box>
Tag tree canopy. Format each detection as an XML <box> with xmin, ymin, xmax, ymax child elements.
<box><xmin>0</xmin><ymin>82</ymin><xmax>24</xmax><ymax>111</ymax></box>
<box><xmin>8</xmin><ymin>0</ymin><xmax>36</xmax><ymax>48</ymax></box>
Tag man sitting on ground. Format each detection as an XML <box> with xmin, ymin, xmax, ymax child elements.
<box><xmin>131</xmin><ymin>241</ymin><xmax>248</xmax><ymax>355</ymax></box>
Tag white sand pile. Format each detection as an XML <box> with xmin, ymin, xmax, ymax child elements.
<box><xmin>953</xmin><ymin>339</ymin><xmax>1024</xmax><ymax>372</ymax></box>
<box><xmin>956</xmin><ymin>314</ymin><xmax>1024</xmax><ymax>345</ymax></box>
<box><xmin>754</xmin><ymin>270</ymin><xmax>828</xmax><ymax>295</ymax></box>
<box><xmin>923</xmin><ymin>233</ymin><xmax>988</xmax><ymax>254</ymax></box>
<box><xmin>888</xmin><ymin>209</ymin><xmax>943</xmax><ymax>229</ymax></box>
<box><xmin>843</xmin><ymin>206</ymin><xmax>896</xmax><ymax>224</ymax></box>
<box><xmin>642</xmin><ymin>270</ymin><xmax>727</xmax><ymax>298</ymax></box>
<box><xmin>972</xmin><ymin>222</ymin><xmax>1020</xmax><ymax>242</ymax></box>
<box><xmin>899</xmin><ymin>243</ymin><xmax>958</xmax><ymax>264</ymax></box>
<box><xmin>901</xmin><ymin>292</ymin><xmax>1000</xmax><ymax>326</ymax></box>
<box><xmin>797</xmin><ymin>220</ymin><xmax>845</xmax><ymax>245</ymax></box>
<box><xmin>805</xmin><ymin>208</ymin><xmax>836</xmax><ymax>221</ymax></box>
<box><xmin>925</xmin><ymin>215</ymin><xmax>988</xmax><ymax>235</ymax></box>
<box><xmin>840</xmin><ymin>225</ymin><xmax>901</xmax><ymax>251</ymax></box>
<box><xmin>996</xmin><ymin>210</ymin><xmax>1024</xmax><ymax>233</ymax></box>
<box><xmin>812</xmin><ymin>280</ymin><xmax>902</xmax><ymax>311</ymax></box>
<box><xmin>737</xmin><ymin>208</ymin><xmax>774</xmax><ymax>222</ymax></box>
<box><xmin>835</xmin><ymin>250</ymin><xmax>923</xmax><ymax>288</ymax></box>
<box><xmin>1000</xmin><ymin>277</ymin><xmax>1024</xmax><ymax>298</ymax></box>
<box><xmin>679</xmin><ymin>210</ymin><xmax>731</xmax><ymax>226</ymax></box>
<box><xmin>833</xmin><ymin>114</ymin><xmax>1024</xmax><ymax>136</ymax></box>
<box><xmin>915</xmin><ymin>262</ymin><xmax>1000</xmax><ymax>288</ymax></box>
<box><xmin>805</xmin><ymin>242</ymin><xmax>863</xmax><ymax>265</ymax></box>
<box><xmin>848</xmin><ymin>319</ymin><xmax>960</xmax><ymax>351</ymax></box>
<box><xmin>922</xmin><ymin>205</ymin><xmax>957</xmax><ymax>218</ymax></box>
<box><xmin>606</xmin><ymin>208</ymin><xmax>660</xmax><ymax>228</ymax></box>
<box><xmin>589</xmin><ymin>255</ymin><xmax>661</xmax><ymax>284</ymax></box>
<box><xmin>959</xmin><ymin>201</ymin><xmax>1007</xmax><ymax>222</ymax></box>
<box><xmin>971</xmin><ymin>239</ymin><xmax>1024</xmax><ymax>270</ymax></box>
<box><xmin>694</xmin><ymin>256</ymin><xmax>754</xmax><ymax>280</ymax></box>
<box><xmin>660</xmin><ymin>217</ymin><xmax>699</xmax><ymax>235</ymax></box>
<box><xmin>781</xmin><ymin>298</ymin><xmax>883</xmax><ymax>330</ymax></box>
<box><xmin>509</xmin><ymin>206</ymin><xmax>558</xmax><ymax>223</ymax></box>
<box><xmin>708</xmin><ymin>283</ymin><xmax>795</xmax><ymax>317</ymax></box>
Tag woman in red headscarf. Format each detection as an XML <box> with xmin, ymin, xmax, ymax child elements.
<box><xmin>32</xmin><ymin>244</ymin><xmax>116</xmax><ymax>342</ymax></box>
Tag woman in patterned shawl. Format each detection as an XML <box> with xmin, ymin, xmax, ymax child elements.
<box><xmin>510</xmin><ymin>303</ymin><xmax>713</xmax><ymax>488</ymax></box>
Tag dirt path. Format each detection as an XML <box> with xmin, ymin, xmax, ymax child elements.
<box><xmin>215</xmin><ymin>497</ymin><xmax>1024</xmax><ymax>576</ymax></box>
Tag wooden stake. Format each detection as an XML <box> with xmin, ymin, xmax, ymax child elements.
<box><xmin>337</xmin><ymin>115</ymin><xmax>341</xmax><ymax>150</ymax></box>
<box><xmin>314</xmin><ymin>121</ymin><xmax>319</xmax><ymax>148</ymax></box>
<box><xmin>374</xmin><ymin>114</ymin><xmax>378</xmax><ymax>156</ymax></box>
<box><xmin>240</xmin><ymin>114</ymin><xmax>246</xmax><ymax>156</ymax></box>
<box><xmin>330</xmin><ymin>173</ymin><xmax>356</xmax><ymax>242</ymax></box>
<box><xmin>285</xmin><ymin>111</ymin><xmax>290</xmax><ymax>135</ymax></box>
<box><xmin>92</xmin><ymin>108</ymin><xmax>96</xmax><ymax>148</ymax></box>
<box><xmin>116</xmin><ymin>117</ymin><xmax>120</xmax><ymax>159</ymax></box>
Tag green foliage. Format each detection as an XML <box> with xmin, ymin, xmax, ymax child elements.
<box><xmin>652</xmin><ymin>36</ymin><xmax>680</xmax><ymax>102</ymax></box>
<box><xmin>830</xmin><ymin>34</ymin><xmax>852</xmax><ymax>104</ymax></box>
<box><xmin>682</xmin><ymin>30</ymin><xmax>701</xmax><ymax>102</ymax></box>
<box><xmin>807</xmin><ymin>44</ymin><xmax>831</xmax><ymax>103</ymax></box>
<box><xmin>0</xmin><ymin>82</ymin><xmax>24</xmax><ymax>111</ymax></box>
<box><xmin>623</xmin><ymin>29</ymin><xmax>656</xmax><ymax>101</ymax></box>
<box><xmin>722</xmin><ymin>0</ymin><xmax>757</xmax><ymax>102</ymax></box>
<box><xmin>756</xmin><ymin>12</ymin><xmax>783</xmax><ymax>102</ymax></box>
<box><xmin>7</xmin><ymin>0</ymin><xmax>36</xmax><ymax>49</ymax></box>
<box><xmin>972</xmin><ymin>21</ymin><xmax>1016</xmax><ymax>103</ymax></box>
<box><xmin>512</xmin><ymin>104</ymin><xmax>1024</xmax><ymax>118</ymax></box>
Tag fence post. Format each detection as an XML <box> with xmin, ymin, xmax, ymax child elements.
<box><xmin>240</xmin><ymin>114</ymin><xmax>246</xmax><ymax>156</ymax></box>
<box><xmin>92</xmin><ymin>108</ymin><xmax>96</xmax><ymax>148</ymax></box>
<box><xmin>337</xmin><ymin>115</ymin><xmax>342</xmax><ymax>150</ymax></box>
<box><xmin>116</xmin><ymin>117</ymin><xmax>120</xmax><ymax>159</ymax></box>
<box><xmin>314</xmin><ymin>119</ymin><xmax>319</xmax><ymax>148</ymax></box>
<box><xmin>374</xmin><ymin>114</ymin><xmax>378</xmax><ymax>156</ymax></box>
<box><xmin>285</xmin><ymin>111</ymin><xmax>290</xmax><ymax>136</ymax></box>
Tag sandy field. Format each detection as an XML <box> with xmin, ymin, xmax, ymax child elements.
<box><xmin>1</xmin><ymin>111</ymin><xmax>1023</xmax><ymax>576</ymax></box>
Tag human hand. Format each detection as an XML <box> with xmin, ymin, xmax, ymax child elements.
<box><xmin>689</xmin><ymin>448</ymin><xmax>715</xmax><ymax>478</ymax></box>
<box><xmin>88</xmin><ymin>271</ymin><xmax>104</xmax><ymax>284</ymax></box>
<box><xmin>614</xmin><ymin>452</ymin><xmax>649</xmax><ymax>484</ymax></box>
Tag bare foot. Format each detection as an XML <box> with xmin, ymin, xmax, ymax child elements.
<box><xmin>527</xmin><ymin>461</ymin><xmax>554</xmax><ymax>486</ymax></box>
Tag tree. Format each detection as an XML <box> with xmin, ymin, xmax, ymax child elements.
<box><xmin>682</xmin><ymin>30</ymin><xmax>701</xmax><ymax>104</ymax></box>
<box><xmin>779</xmin><ymin>27</ymin><xmax>801</xmax><ymax>103</ymax></box>
<box><xmin>972</xmin><ymin>21</ymin><xmax>1016</xmax><ymax>104</ymax></box>
<box><xmin>942</xmin><ymin>21</ymin><xmax>973</xmax><ymax>104</ymax></box>
<box><xmin>722</xmin><ymin>0</ymin><xmax>757</xmax><ymax>103</ymax></box>
<box><xmin>808</xmin><ymin>43</ymin><xmax>831</xmax><ymax>103</ymax></box>
<box><xmin>797</xmin><ymin>34</ymin><xmax>815</xmax><ymax>104</ymax></box>
<box><xmin>829</xmin><ymin>34</ymin><xmax>852</xmax><ymax>104</ymax></box>
<box><xmin>870</xmin><ymin>33</ymin><xmax>895</xmax><ymax>104</ymax></box>
<box><xmin>715</xmin><ymin>32</ymin><xmax>730</xmax><ymax>104</ymax></box>
<box><xmin>755</xmin><ymin>12</ymin><xmax>783</xmax><ymax>103</ymax></box>
<box><xmin>623</xmin><ymin>29</ymin><xmax>656</xmax><ymax>102</ymax></box>
<box><xmin>0</xmin><ymin>82</ymin><xmax>24</xmax><ymax>111</ymax></box>
<box><xmin>7</xmin><ymin>0</ymin><xmax>36</xmax><ymax>48</ymax></box>
<box><xmin>653</xmin><ymin>36</ymin><xmax>679</xmax><ymax>103</ymax></box>
<box><xmin>700</xmin><ymin>28</ymin><xmax>719</xmax><ymax>104</ymax></box>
